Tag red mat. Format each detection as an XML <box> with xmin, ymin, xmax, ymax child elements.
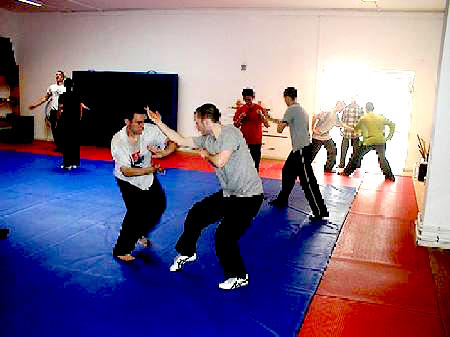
<box><xmin>334</xmin><ymin>213</ymin><xmax>430</xmax><ymax>271</ymax></box>
<box><xmin>359</xmin><ymin>173</ymin><xmax>415</xmax><ymax>194</ymax></box>
<box><xmin>299</xmin><ymin>295</ymin><xmax>443</xmax><ymax>337</ymax></box>
<box><xmin>430</xmin><ymin>249</ymin><xmax>450</xmax><ymax>337</ymax></box>
<box><xmin>350</xmin><ymin>188</ymin><xmax>419</xmax><ymax>221</ymax></box>
<box><xmin>0</xmin><ymin>140</ymin><xmax>289</xmax><ymax>179</ymax></box>
<box><xmin>317</xmin><ymin>258</ymin><xmax>438</xmax><ymax>314</ymax></box>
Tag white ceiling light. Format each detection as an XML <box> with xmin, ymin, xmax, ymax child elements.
<box><xmin>17</xmin><ymin>0</ymin><xmax>43</xmax><ymax>7</ymax></box>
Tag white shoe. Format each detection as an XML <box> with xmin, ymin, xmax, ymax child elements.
<box><xmin>218</xmin><ymin>274</ymin><xmax>249</xmax><ymax>290</ymax></box>
<box><xmin>169</xmin><ymin>253</ymin><xmax>197</xmax><ymax>272</ymax></box>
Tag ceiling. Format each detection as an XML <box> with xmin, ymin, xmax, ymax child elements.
<box><xmin>0</xmin><ymin>0</ymin><xmax>446</xmax><ymax>13</ymax></box>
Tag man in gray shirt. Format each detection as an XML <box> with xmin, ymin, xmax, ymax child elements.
<box><xmin>146</xmin><ymin>103</ymin><xmax>263</xmax><ymax>290</ymax></box>
<box><xmin>270</xmin><ymin>87</ymin><xmax>328</xmax><ymax>221</ymax></box>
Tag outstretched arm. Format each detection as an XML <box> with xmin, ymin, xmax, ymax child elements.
<box><xmin>145</xmin><ymin>106</ymin><xmax>196</xmax><ymax>148</ymax></box>
<box><xmin>29</xmin><ymin>93</ymin><xmax>50</xmax><ymax>110</ymax></box>
<box><xmin>277</xmin><ymin>121</ymin><xmax>288</xmax><ymax>133</ymax></box>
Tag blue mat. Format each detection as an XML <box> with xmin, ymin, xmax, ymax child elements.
<box><xmin>0</xmin><ymin>150</ymin><xmax>356</xmax><ymax>337</ymax></box>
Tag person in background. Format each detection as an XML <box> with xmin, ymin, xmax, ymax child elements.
<box><xmin>29</xmin><ymin>70</ymin><xmax>66</xmax><ymax>152</ymax></box>
<box><xmin>269</xmin><ymin>87</ymin><xmax>328</xmax><ymax>222</ymax></box>
<box><xmin>310</xmin><ymin>101</ymin><xmax>352</xmax><ymax>172</ymax></box>
<box><xmin>340</xmin><ymin>102</ymin><xmax>395</xmax><ymax>181</ymax></box>
<box><xmin>111</xmin><ymin>108</ymin><xmax>177</xmax><ymax>261</ymax></box>
<box><xmin>233</xmin><ymin>88</ymin><xmax>269</xmax><ymax>172</ymax></box>
<box><xmin>339</xmin><ymin>97</ymin><xmax>364</xmax><ymax>168</ymax></box>
<box><xmin>58</xmin><ymin>78</ymin><xmax>83</xmax><ymax>170</ymax></box>
<box><xmin>147</xmin><ymin>103</ymin><xmax>264</xmax><ymax>290</ymax></box>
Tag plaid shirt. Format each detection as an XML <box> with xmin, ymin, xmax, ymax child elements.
<box><xmin>341</xmin><ymin>104</ymin><xmax>364</xmax><ymax>138</ymax></box>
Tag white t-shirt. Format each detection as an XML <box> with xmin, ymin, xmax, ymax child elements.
<box><xmin>111</xmin><ymin>123</ymin><xmax>168</xmax><ymax>190</ymax></box>
<box><xmin>312</xmin><ymin>110</ymin><xmax>342</xmax><ymax>141</ymax></box>
<box><xmin>47</xmin><ymin>84</ymin><xmax>66</xmax><ymax>111</ymax></box>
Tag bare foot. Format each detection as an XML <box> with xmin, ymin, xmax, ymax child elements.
<box><xmin>116</xmin><ymin>254</ymin><xmax>135</xmax><ymax>261</ymax></box>
<box><xmin>137</xmin><ymin>237</ymin><xmax>150</xmax><ymax>248</ymax></box>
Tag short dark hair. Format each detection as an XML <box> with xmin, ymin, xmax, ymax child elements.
<box><xmin>283</xmin><ymin>87</ymin><xmax>297</xmax><ymax>99</ymax></box>
<box><xmin>124</xmin><ymin>109</ymin><xmax>146</xmax><ymax>121</ymax></box>
<box><xmin>242</xmin><ymin>88</ymin><xmax>254</xmax><ymax>97</ymax></box>
<box><xmin>194</xmin><ymin>103</ymin><xmax>221</xmax><ymax>122</ymax></box>
<box><xmin>57</xmin><ymin>70</ymin><xmax>65</xmax><ymax>78</ymax></box>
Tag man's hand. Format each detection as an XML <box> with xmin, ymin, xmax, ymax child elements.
<box><xmin>237</xmin><ymin>112</ymin><xmax>247</xmax><ymax>123</ymax></box>
<box><xmin>151</xmin><ymin>163</ymin><xmax>162</xmax><ymax>173</ymax></box>
<box><xmin>144</xmin><ymin>106</ymin><xmax>161</xmax><ymax>124</ymax></box>
<box><xmin>197</xmin><ymin>148</ymin><xmax>209</xmax><ymax>160</ymax></box>
<box><xmin>147</xmin><ymin>145</ymin><xmax>165</xmax><ymax>159</ymax></box>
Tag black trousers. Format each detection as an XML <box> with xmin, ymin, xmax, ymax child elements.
<box><xmin>277</xmin><ymin>145</ymin><xmax>328</xmax><ymax>217</ymax></box>
<box><xmin>175</xmin><ymin>191</ymin><xmax>263</xmax><ymax>279</ymax></box>
<box><xmin>343</xmin><ymin>143</ymin><xmax>394</xmax><ymax>179</ymax></box>
<box><xmin>113</xmin><ymin>177</ymin><xmax>166</xmax><ymax>256</ymax></box>
<box><xmin>248</xmin><ymin>144</ymin><xmax>262</xmax><ymax>172</ymax></box>
<box><xmin>48</xmin><ymin>109</ymin><xmax>62</xmax><ymax>150</ymax></box>
<box><xmin>61</xmin><ymin>101</ymin><xmax>80</xmax><ymax>167</ymax></box>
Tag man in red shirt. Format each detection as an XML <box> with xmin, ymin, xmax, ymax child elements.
<box><xmin>233</xmin><ymin>88</ymin><xmax>269</xmax><ymax>171</ymax></box>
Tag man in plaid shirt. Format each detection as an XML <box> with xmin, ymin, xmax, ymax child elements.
<box><xmin>339</xmin><ymin>97</ymin><xmax>364</xmax><ymax>168</ymax></box>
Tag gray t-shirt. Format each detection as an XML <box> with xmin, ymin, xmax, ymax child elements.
<box><xmin>282</xmin><ymin>103</ymin><xmax>310</xmax><ymax>151</ymax></box>
<box><xmin>193</xmin><ymin>125</ymin><xmax>263</xmax><ymax>197</ymax></box>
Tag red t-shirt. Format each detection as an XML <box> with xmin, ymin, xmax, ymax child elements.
<box><xmin>233</xmin><ymin>103</ymin><xmax>265</xmax><ymax>145</ymax></box>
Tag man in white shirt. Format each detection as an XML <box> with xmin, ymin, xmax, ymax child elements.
<box><xmin>111</xmin><ymin>109</ymin><xmax>176</xmax><ymax>261</ymax></box>
<box><xmin>311</xmin><ymin>101</ymin><xmax>352</xmax><ymax>172</ymax></box>
<box><xmin>29</xmin><ymin>70</ymin><xmax>66</xmax><ymax>151</ymax></box>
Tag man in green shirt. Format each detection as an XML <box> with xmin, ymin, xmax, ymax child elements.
<box><xmin>340</xmin><ymin>102</ymin><xmax>395</xmax><ymax>181</ymax></box>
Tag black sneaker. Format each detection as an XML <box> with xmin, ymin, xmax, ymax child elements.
<box><xmin>0</xmin><ymin>228</ymin><xmax>9</xmax><ymax>240</ymax></box>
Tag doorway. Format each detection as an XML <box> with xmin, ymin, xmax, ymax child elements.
<box><xmin>316</xmin><ymin>67</ymin><xmax>415</xmax><ymax>175</ymax></box>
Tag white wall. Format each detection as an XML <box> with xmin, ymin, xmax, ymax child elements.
<box><xmin>421</xmin><ymin>7</ymin><xmax>450</xmax><ymax>246</ymax></box>
<box><xmin>0</xmin><ymin>9</ymin><xmax>21</xmax><ymax>53</ymax></box>
<box><xmin>6</xmin><ymin>9</ymin><xmax>444</xmax><ymax>169</ymax></box>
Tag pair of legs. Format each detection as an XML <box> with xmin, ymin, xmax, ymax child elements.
<box><xmin>174</xmin><ymin>191</ymin><xmax>263</xmax><ymax>279</ymax></box>
<box><xmin>247</xmin><ymin>144</ymin><xmax>262</xmax><ymax>172</ymax></box>
<box><xmin>113</xmin><ymin>177</ymin><xmax>166</xmax><ymax>260</ymax></box>
<box><xmin>48</xmin><ymin>109</ymin><xmax>62</xmax><ymax>152</ymax></box>
<box><xmin>274</xmin><ymin>145</ymin><xmax>328</xmax><ymax>218</ymax></box>
<box><xmin>311</xmin><ymin>138</ymin><xmax>337</xmax><ymax>171</ymax></box>
<box><xmin>342</xmin><ymin>143</ymin><xmax>395</xmax><ymax>180</ymax></box>
<box><xmin>340</xmin><ymin>137</ymin><xmax>360</xmax><ymax>168</ymax></box>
